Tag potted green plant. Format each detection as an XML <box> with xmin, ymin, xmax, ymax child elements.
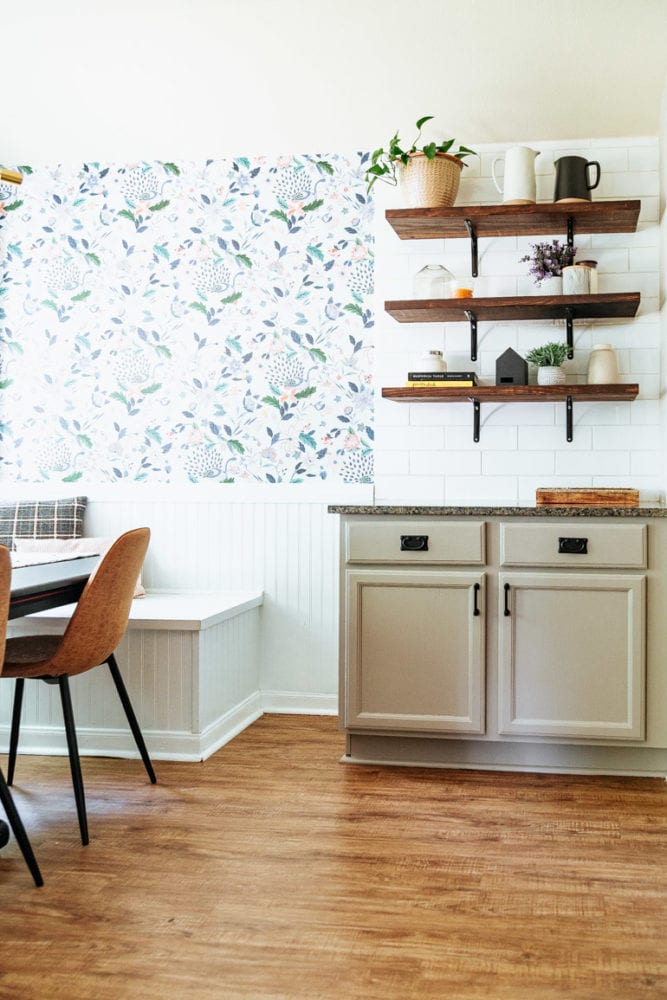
<box><xmin>519</xmin><ymin>240</ymin><xmax>576</xmax><ymax>294</ymax></box>
<box><xmin>525</xmin><ymin>342</ymin><xmax>569</xmax><ymax>385</ymax></box>
<box><xmin>364</xmin><ymin>116</ymin><xmax>477</xmax><ymax>208</ymax></box>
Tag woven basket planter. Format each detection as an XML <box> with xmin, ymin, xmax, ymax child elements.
<box><xmin>397</xmin><ymin>151</ymin><xmax>464</xmax><ymax>208</ymax></box>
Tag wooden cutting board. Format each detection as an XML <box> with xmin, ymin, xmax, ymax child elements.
<box><xmin>536</xmin><ymin>487</ymin><xmax>639</xmax><ymax>507</ymax></box>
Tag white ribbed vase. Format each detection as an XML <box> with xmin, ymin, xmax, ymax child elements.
<box><xmin>537</xmin><ymin>365</ymin><xmax>567</xmax><ymax>386</ymax></box>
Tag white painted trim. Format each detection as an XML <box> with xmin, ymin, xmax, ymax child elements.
<box><xmin>0</xmin><ymin>695</ymin><xmax>338</xmax><ymax>763</ymax></box>
<box><xmin>260</xmin><ymin>691</ymin><xmax>338</xmax><ymax>715</ymax></box>
<box><xmin>1</xmin><ymin>692</ymin><xmax>265</xmax><ymax>763</ymax></box>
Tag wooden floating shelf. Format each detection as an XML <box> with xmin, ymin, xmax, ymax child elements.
<box><xmin>385</xmin><ymin>292</ymin><xmax>641</xmax><ymax>325</ymax></box>
<box><xmin>382</xmin><ymin>384</ymin><xmax>639</xmax><ymax>404</ymax></box>
<box><xmin>381</xmin><ymin>383</ymin><xmax>639</xmax><ymax>443</ymax></box>
<box><xmin>385</xmin><ymin>200</ymin><xmax>641</xmax><ymax>241</ymax></box>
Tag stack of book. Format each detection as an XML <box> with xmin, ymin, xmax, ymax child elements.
<box><xmin>404</xmin><ymin>371</ymin><xmax>478</xmax><ymax>387</ymax></box>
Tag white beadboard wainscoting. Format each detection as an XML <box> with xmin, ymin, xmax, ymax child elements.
<box><xmin>82</xmin><ymin>490</ymin><xmax>347</xmax><ymax>709</ymax></box>
<box><xmin>1</xmin><ymin>485</ymin><xmax>365</xmax><ymax>759</ymax></box>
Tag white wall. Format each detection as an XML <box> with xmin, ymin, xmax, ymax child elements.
<box><xmin>372</xmin><ymin>137</ymin><xmax>663</xmax><ymax>506</ymax></box>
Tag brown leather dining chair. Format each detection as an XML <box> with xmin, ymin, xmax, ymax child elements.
<box><xmin>0</xmin><ymin>545</ymin><xmax>44</xmax><ymax>886</ymax></box>
<box><xmin>3</xmin><ymin>527</ymin><xmax>156</xmax><ymax>846</ymax></box>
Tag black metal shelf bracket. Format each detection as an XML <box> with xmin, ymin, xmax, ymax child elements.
<box><xmin>566</xmin><ymin>394</ymin><xmax>574</xmax><ymax>442</ymax></box>
<box><xmin>464</xmin><ymin>218</ymin><xmax>478</xmax><ymax>277</ymax></box>
<box><xmin>472</xmin><ymin>399</ymin><xmax>481</xmax><ymax>442</ymax></box>
<box><xmin>566</xmin><ymin>215</ymin><xmax>575</xmax><ymax>249</ymax></box>
<box><xmin>565</xmin><ymin>306</ymin><xmax>574</xmax><ymax>360</ymax></box>
<box><xmin>464</xmin><ymin>309</ymin><xmax>478</xmax><ymax>361</ymax></box>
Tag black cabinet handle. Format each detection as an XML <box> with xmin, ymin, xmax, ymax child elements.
<box><xmin>558</xmin><ymin>536</ymin><xmax>588</xmax><ymax>555</ymax></box>
<box><xmin>473</xmin><ymin>582</ymin><xmax>480</xmax><ymax>617</ymax></box>
<box><xmin>400</xmin><ymin>535</ymin><xmax>428</xmax><ymax>552</ymax></box>
<box><xmin>504</xmin><ymin>583</ymin><xmax>511</xmax><ymax>617</ymax></box>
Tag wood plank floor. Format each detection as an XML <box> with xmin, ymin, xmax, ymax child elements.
<box><xmin>1</xmin><ymin>714</ymin><xmax>666</xmax><ymax>1000</ymax></box>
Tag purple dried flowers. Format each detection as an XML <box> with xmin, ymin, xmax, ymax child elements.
<box><xmin>520</xmin><ymin>240</ymin><xmax>576</xmax><ymax>282</ymax></box>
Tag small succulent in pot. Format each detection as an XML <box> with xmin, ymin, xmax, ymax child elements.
<box><xmin>525</xmin><ymin>342</ymin><xmax>569</xmax><ymax>367</ymax></box>
<box><xmin>525</xmin><ymin>342</ymin><xmax>569</xmax><ymax>384</ymax></box>
<box><xmin>520</xmin><ymin>240</ymin><xmax>576</xmax><ymax>283</ymax></box>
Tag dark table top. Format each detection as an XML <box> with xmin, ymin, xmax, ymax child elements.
<box><xmin>9</xmin><ymin>555</ymin><xmax>99</xmax><ymax>620</ymax></box>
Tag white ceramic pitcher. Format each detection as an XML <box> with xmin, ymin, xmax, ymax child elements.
<box><xmin>492</xmin><ymin>146</ymin><xmax>540</xmax><ymax>204</ymax></box>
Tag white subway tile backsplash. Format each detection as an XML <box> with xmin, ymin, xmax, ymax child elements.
<box><xmin>593</xmin><ymin>425</ymin><xmax>662</xmax><ymax>451</ymax></box>
<box><xmin>373</xmin><ymin>136</ymin><xmax>661</xmax><ymax>503</ymax></box>
<box><xmin>483</xmin><ymin>451</ymin><xmax>555</xmax><ymax>476</ymax></box>
<box><xmin>445</xmin><ymin>476</ymin><xmax>518</xmax><ymax>505</ymax></box>
<box><xmin>445</xmin><ymin>426</ymin><xmax>518</xmax><ymax>451</ymax></box>
<box><xmin>411</xmin><ymin>450</ymin><xmax>481</xmax><ymax>476</ymax></box>
<box><xmin>555</xmin><ymin>451</ymin><xmax>631</xmax><ymax>476</ymax></box>
<box><xmin>519</xmin><ymin>426</ymin><xmax>592</xmax><ymax>451</ymax></box>
<box><xmin>629</xmin><ymin>451</ymin><xmax>663</xmax><ymax>477</ymax></box>
<box><xmin>374</xmin><ymin>475</ymin><xmax>446</xmax><ymax>504</ymax></box>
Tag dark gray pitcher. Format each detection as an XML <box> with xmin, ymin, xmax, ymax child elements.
<box><xmin>554</xmin><ymin>156</ymin><xmax>601</xmax><ymax>202</ymax></box>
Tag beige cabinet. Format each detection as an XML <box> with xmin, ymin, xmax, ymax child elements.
<box><xmin>498</xmin><ymin>571</ymin><xmax>645</xmax><ymax>740</ymax></box>
<box><xmin>344</xmin><ymin>567</ymin><xmax>485</xmax><ymax>734</ymax></box>
<box><xmin>335</xmin><ymin>512</ymin><xmax>667</xmax><ymax>776</ymax></box>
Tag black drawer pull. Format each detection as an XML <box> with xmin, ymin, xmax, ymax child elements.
<box><xmin>400</xmin><ymin>534</ymin><xmax>428</xmax><ymax>552</ymax></box>
<box><xmin>473</xmin><ymin>582</ymin><xmax>480</xmax><ymax>617</ymax></box>
<box><xmin>558</xmin><ymin>536</ymin><xmax>588</xmax><ymax>555</ymax></box>
<box><xmin>504</xmin><ymin>583</ymin><xmax>511</xmax><ymax>617</ymax></box>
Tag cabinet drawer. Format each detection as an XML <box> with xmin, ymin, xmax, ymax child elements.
<box><xmin>500</xmin><ymin>522</ymin><xmax>647</xmax><ymax>569</ymax></box>
<box><xmin>345</xmin><ymin>520</ymin><xmax>485</xmax><ymax>565</ymax></box>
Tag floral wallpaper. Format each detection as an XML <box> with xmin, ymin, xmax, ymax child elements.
<box><xmin>0</xmin><ymin>155</ymin><xmax>374</xmax><ymax>484</ymax></box>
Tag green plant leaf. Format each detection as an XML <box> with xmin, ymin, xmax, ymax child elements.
<box><xmin>262</xmin><ymin>395</ymin><xmax>280</xmax><ymax>409</ymax></box>
<box><xmin>228</xmin><ymin>439</ymin><xmax>245</xmax><ymax>454</ymax></box>
<box><xmin>309</xmin><ymin>347</ymin><xmax>327</xmax><ymax>362</ymax></box>
<box><xmin>141</xmin><ymin>383</ymin><xmax>162</xmax><ymax>395</ymax></box>
<box><xmin>302</xmin><ymin>199</ymin><xmax>324</xmax><ymax>213</ymax></box>
<box><xmin>156</xmin><ymin>344</ymin><xmax>172</xmax><ymax>359</ymax></box>
<box><xmin>415</xmin><ymin>115</ymin><xmax>434</xmax><ymax>130</ymax></box>
<box><xmin>149</xmin><ymin>199</ymin><xmax>170</xmax><ymax>213</ymax></box>
<box><xmin>118</xmin><ymin>209</ymin><xmax>136</xmax><ymax>221</ymax></box>
<box><xmin>235</xmin><ymin>253</ymin><xmax>252</xmax><ymax>268</ymax></box>
<box><xmin>71</xmin><ymin>290</ymin><xmax>91</xmax><ymax>302</ymax></box>
<box><xmin>162</xmin><ymin>162</ymin><xmax>180</xmax><ymax>175</ymax></box>
<box><xmin>189</xmin><ymin>301</ymin><xmax>208</xmax><ymax>314</ymax></box>
<box><xmin>110</xmin><ymin>391</ymin><xmax>128</xmax><ymax>404</ymax></box>
<box><xmin>344</xmin><ymin>303</ymin><xmax>363</xmax><ymax>317</ymax></box>
<box><xmin>270</xmin><ymin>209</ymin><xmax>288</xmax><ymax>223</ymax></box>
<box><xmin>85</xmin><ymin>252</ymin><xmax>101</xmax><ymax>266</ymax></box>
<box><xmin>296</xmin><ymin>386</ymin><xmax>317</xmax><ymax>399</ymax></box>
<box><xmin>316</xmin><ymin>160</ymin><xmax>334</xmax><ymax>175</ymax></box>
<box><xmin>306</xmin><ymin>244</ymin><xmax>324</xmax><ymax>261</ymax></box>
<box><xmin>62</xmin><ymin>472</ymin><xmax>83</xmax><ymax>482</ymax></box>
<box><xmin>0</xmin><ymin>379</ymin><xmax>13</xmax><ymax>389</ymax></box>
<box><xmin>221</xmin><ymin>292</ymin><xmax>242</xmax><ymax>304</ymax></box>
<box><xmin>76</xmin><ymin>434</ymin><xmax>93</xmax><ymax>448</ymax></box>
<box><xmin>3</xmin><ymin>201</ymin><xmax>23</xmax><ymax>212</ymax></box>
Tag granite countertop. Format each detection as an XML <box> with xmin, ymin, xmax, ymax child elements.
<box><xmin>327</xmin><ymin>504</ymin><xmax>667</xmax><ymax>518</ymax></box>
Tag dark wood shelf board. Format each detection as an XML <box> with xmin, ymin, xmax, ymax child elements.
<box><xmin>382</xmin><ymin>384</ymin><xmax>639</xmax><ymax>404</ymax></box>
<box><xmin>385</xmin><ymin>200</ymin><xmax>641</xmax><ymax>240</ymax></box>
<box><xmin>385</xmin><ymin>292</ymin><xmax>641</xmax><ymax>324</ymax></box>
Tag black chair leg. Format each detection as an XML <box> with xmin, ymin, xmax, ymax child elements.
<box><xmin>58</xmin><ymin>676</ymin><xmax>89</xmax><ymax>846</ymax></box>
<box><xmin>7</xmin><ymin>677</ymin><xmax>25</xmax><ymax>785</ymax></box>
<box><xmin>107</xmin><ymin>654</ymin><xmax>156</xmax><ymax>784</ymax></box>
<box><xmin>0</xmin><ymin>766</ymin><xmax>43</xmax><ymax>887</ymax></box>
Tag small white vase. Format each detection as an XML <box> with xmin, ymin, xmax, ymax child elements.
<box><xmin>533</xmin><ymin>275</ymin><xmax>563</xmax><ymax>296</ymax></box>
<box><xmin>587</xmin><ymin>344</ymin><xmax>619</xmax><ymax>384</ymax></box>
<box><xmin>537</xmin><ymin>365</ymin><xmax>566</xmax><ymax>386</ymax></box>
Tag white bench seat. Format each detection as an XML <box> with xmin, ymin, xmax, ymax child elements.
<box><xmin>4</xmin><ymin>590</ymin><xmax>264</xmax><ymax>762</ymax></box>
<box><xmin>22</xmin><ymin>589</ymin><xmax>264</xmax><ymax>631</ymax></box>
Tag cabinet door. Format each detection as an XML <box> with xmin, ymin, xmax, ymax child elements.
<box><xmin>344</xmin><ymin>568</ymin><xmax>485</xmax><ymax>734</ymax></box>
<box><xmin>498</xmin><ymin>572</ymin><xmax>645</xmax><ymax>740</ymax></box>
